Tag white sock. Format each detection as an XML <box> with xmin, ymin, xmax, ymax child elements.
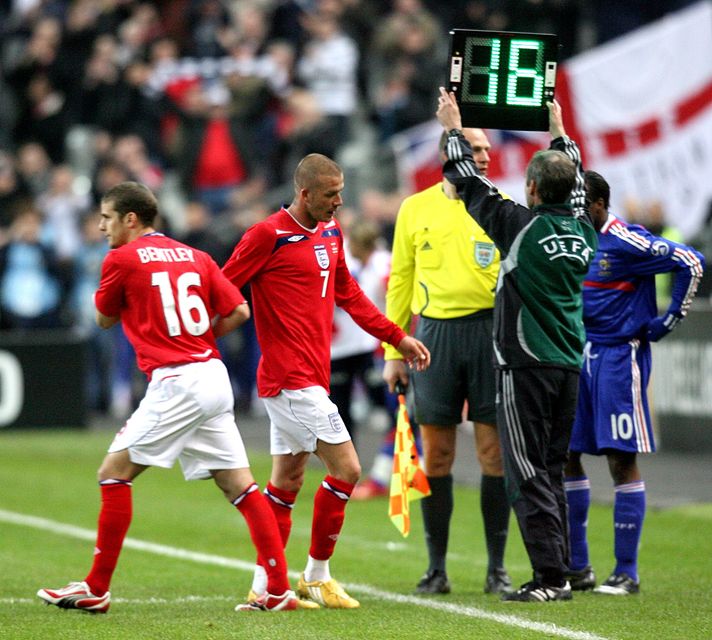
<box><xmin>370</xmin><ymin>453</ymin><xmax>392</xmax><ymax>486</ymax></box>
<box><xmin>250</xmin><ymin>564</ymin><xmax>267</xmax><ymax>595</ymax></box>
<box><xmin>304</xmin><ymin>556</ymin><xmax>331</xmax><ymax>583</ymax></box>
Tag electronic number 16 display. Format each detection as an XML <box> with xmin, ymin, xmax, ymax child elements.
<box><xmin>447</xmin><ymin>29</ymin><xmax>559</xmax><ymax>131</ymax></box>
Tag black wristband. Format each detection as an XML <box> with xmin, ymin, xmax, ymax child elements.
<box><xmin>448</xmin><ymin>128</ymin><xmax>461</xmax><ymax>137</ymax></box>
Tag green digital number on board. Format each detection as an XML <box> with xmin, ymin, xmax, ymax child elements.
<box><xmin>461</xmin><ymin>37</ymin><xmax>545</xmax><ymax>107</ymax></box>
<box><xmin>448</xmin><ymin>30</ymin><xmax>558</xmax><ymax>130</ymax></box>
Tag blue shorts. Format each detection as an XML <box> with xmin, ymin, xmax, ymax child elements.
<box><xmin>569</xmin><ymin>340</ymin><xmax>656</xmax><ymax>455</ymax></box>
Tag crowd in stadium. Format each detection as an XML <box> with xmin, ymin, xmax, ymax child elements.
<box><xmin>0</xmin><ymin>0</ymin><xmax>697</xmax><ymax>417</ymax></box>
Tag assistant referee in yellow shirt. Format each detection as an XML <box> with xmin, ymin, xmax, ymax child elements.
<box><xmin>383</xmin><ymin>128</ymin><xmax>512</xmax><ymax>595</ymax></box>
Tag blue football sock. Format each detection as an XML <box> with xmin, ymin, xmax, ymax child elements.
<box><xmin>564</xmin><ymin>476</ymin><xmax>591</xmax><ymax>571</ymax></box>
<box><xmin>613</xmin><ymin>481</ymin><xmax>646</xmax><ymax>582</ymax></box>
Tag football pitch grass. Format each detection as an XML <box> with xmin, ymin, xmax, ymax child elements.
<box><xmin>1</xmin><ymin>428</ymin><xmax>710</xmax><ymax>640</ymax></box>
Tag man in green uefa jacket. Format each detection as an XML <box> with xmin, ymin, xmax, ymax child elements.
<box><xmin>436</xmin><ymin>88</ymin><xmax>598</xmax><ymax>602</ymax></box>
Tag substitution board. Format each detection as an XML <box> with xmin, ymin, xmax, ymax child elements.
<box><xmin>447</xmin><ymin>29</ymin><xmax>559</xmax><ymax>130</ymax></box>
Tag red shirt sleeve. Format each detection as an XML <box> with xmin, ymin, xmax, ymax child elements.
<box><xmin>205</xmin><ymin>254</ymin><xmax>246</xmax><ymax>317</ymax></box>
<box><xmin>222</xmin><ymin>223</ymin><xmax>273</xmax><ymax>288</ymax></box>
<box><xmin>95</xmin><ymin>250</ymin><xmax>125</xmax><ymax>318</ymax></box>
<box><xmin>334</xmin><ymin>236</ymin><xmax>407</xmax><ymax>348</ymax></box>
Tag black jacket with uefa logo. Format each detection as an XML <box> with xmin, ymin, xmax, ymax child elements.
<box><xmin>444</xmin><ymin>133</ymin><xmax>598</xmax><ymax>370</ymax></box>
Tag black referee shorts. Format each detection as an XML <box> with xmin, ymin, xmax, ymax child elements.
<box><xmin>411</xmin><ymin>311</ymin><xmax>496</xmax><ymax>426</ymax></box>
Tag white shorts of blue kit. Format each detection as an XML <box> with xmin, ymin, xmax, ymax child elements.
<box><xmin>262</xmin><ymin>386</ymin><xmax>350</xmax><ymax>455</ymax></box>
<box><xmin>108</xmin><ymin>359</ymin><xmax>249</xmax><ymax>480</ymax></box>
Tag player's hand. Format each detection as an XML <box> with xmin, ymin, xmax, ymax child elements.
<box><xmin>645</xmin><ymin>312</ymin><xmax>681</xmax><ymax>342</ymax></box>
<box><xmin>383</xmin><ymin>359</ymin><xmax>409</xmax><ymax>394</ymax></box>
<box><xmin>396</xmin><ymin>336</ymin><xmax>431</xmax><ymax>373</ymax></box>
<box><xmin>436</xmin><ymin>86</ymin><xmax>462</xmax><ymax>132</ymax></box>
<box><xmin>548</xmin><ymin>100</ymin><xmax>566</xmax><ymax>139</ymax></box>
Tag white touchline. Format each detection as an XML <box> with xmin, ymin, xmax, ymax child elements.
<box><xmin>1</xmin><ymin>595</ymin><xmax>235</xmax><ymax>605</ymax></box>
<box><xmin>1</xmin><ymin>508</ymin><xmax>609</xmax><ymax>640</ymax></box>
<box><xmin>293</xmin><ymin>529</ymin><xmax>531</xmax><ymax>570</ymax></box>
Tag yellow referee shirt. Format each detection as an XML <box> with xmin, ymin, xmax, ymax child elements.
<box><xmin>383</xmin><ymin>182</ymin><xmax>501</xmax><ymax>360</ymax></box>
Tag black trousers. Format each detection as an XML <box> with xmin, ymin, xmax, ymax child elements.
<box><xmin>496</xmin><ymin>366</ymin><xmax>579</xmax><ymax>585</ymax></box>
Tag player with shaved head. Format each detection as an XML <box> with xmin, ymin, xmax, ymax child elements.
<box><xmin>223</xmin><ymin>154</ymin><xmax>430</xmax><ymax>609</ymax></box>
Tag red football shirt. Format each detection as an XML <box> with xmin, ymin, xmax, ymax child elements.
<box><xmin>222</xmin><ymin>209</ymin><xmax>406</xmax><ymax>397</ymax></box>
<box><xmin>95</xmin><ymin>233</ymin><xmax>245</xmax><ymax>377</ymax></box>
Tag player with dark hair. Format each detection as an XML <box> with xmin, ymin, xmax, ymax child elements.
<box><xmin>436</xmin><ymin>88</ymin><xmax>597</xmax><ymax>602</ymax></box>
<box><xmin>382</xmin><ymin>127</ymin><xmax>512</xmax><ymax>596</ymax></box>
<box><xmin>38</xmin><ymin>181</ymin><xmax>298</xmax><ymax>613</ymax></box>
<box><xmin>564</xmin><ymin>170</ymin><xmax>704</xmax><ymax>595</ymax></box>
<box><xmin>222</xmin><ymin>154</ymin><xmax>430</xmax><ymax>609</ymax></box>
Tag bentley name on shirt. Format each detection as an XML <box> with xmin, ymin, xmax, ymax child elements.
<box><xmin>136</xmin><ymin>247</ymin><xmax>195</xmax><ymax>263</ymax></box>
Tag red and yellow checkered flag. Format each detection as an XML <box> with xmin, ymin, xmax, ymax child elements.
<box><xmin>389</xmin><ymin>383</ymin><xmax>430</xmax><ymax>537</ymax></box>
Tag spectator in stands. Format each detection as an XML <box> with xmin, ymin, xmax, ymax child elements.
<box><xmin>368</xmin><ymin>3</ymin><xmax>444</xmax><ymax>140</ymax></box>
<box><xmin>271</xmin><ymin>88</ymin><xmax>339</xmax><ymax>188</ymax></box>
<box><xmin>0</xmin><ymin>152</ymin><xmax>32</xmax><ymax>242</ymax></box>
<box><xmin>230</xmin><ymin>1</ymin><xmax>272</xmax><ymax>58</ymax></box>
<box><xmin>91</xmin><ymin>158</ymin><xmax>133</xmax><ymax>205</ymax></box>
<box><xmin>72</xmin><ymin>210</ymin><xmax>113</xmax><ymax>413</ymax></box>
<box><xmin>0</xmin><ymin>73</ymin><xmax>18</xmax><ymax>149</ymax></box>
<box><xmin>330</xmin><ymin>217</ymin><xmax>395</xmax><ymax>448</ymax></box>
<box><xmin>296</xmin><ymin>10</ymin><xmax>359</xmax><ymax>148</ymax></box>
<box><xmin>59</xmin><ymin>0</ymin><xmax>102</xmax><ymax>119</ymax></box>
<box><xmin>16</xmin><ymin>142</ymin><xmax>53</xmax><ymax>197</ymax></box>
<box><xmin>79</xmin><ymin>35</ymin><xmax>134</xmax><ymax>137</ymax></box>
<box><xmin>0</xmin><ymin>205</ymin><xmax>66</xmax><ymax>330</ymax></box>
<box><xmin>121</xmin><ymin>60</ymin><xmax>166</xmax><ymax>160</ymax></box>
<box><xmin>36</xmin><ymin>164</ymin><xmax>90</xmax><ymax>265</ymax></box>
<box><xmin>179</xmin><ymin>200</ymin><xmax>231</xmax><ymax>264</ymax></box>
<box><xmin>115</xmin><ymin>3</ymin><xmax>163</xmax><ymax>66</ymax></box>
<box><xmin>167</xmin><ymin>81</ymin><xmax>260</xmax><ymax>215</ymax></box>
<box><xmin>112</xmin><ymin>134</ymin><xmax>164</xmax><ymax>193</ymax></box>
<box><xmin>264</xmin><ymin>39</ymin><xmax>297</xmax><ymax>91</ymax></box>
<box><xmin>358</xmin><ymin>188</ymin><xmax>404</xmax><ymax>247</ymax></box>
<box><xmin>186</xmin><ymin>0</ymin><xmax>232</xmax><ymax>58</ymax></box>
<box><xmin>4</xmin><ymin>16</ymin><xmax>73</xmax><ymax>162</ymax></box>
<box><xmin>266</xmin><ymin>0</ymin><xmax>307</xmax><ymax>48</ymax></box>
<box><xmin>446</xmin><ymin>1</ymin><xmax>512</xmax><ymax>33</ymax></box>
<box><xmin>312</xmin><ymin>0</ymin><xmax>380</xmax><ymax>99</ymax></box>
<box><xmin>508</xmin><ymin>0</ymin><xmax>581</xmax><ymax>59</ymax></box>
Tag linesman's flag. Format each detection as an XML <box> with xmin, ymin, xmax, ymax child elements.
<box><xmin>389</xmin><ymin>383</ymin><xmax>430</xmax><ymax>537</ymax></box>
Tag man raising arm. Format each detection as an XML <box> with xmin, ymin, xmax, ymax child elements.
<box><xmin>436</xmin><ymin>88</ymin><xmax>597</xmax><ymax>602</ymax></box>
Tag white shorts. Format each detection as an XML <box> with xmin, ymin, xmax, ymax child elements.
<box><xmin>262</xmin><ymin>386</ymin><xmax>350</xmax><ymax>455</ymax></box>
<box><xmin>109</xmin><ymin>359</ymin><xmax>249</xmax><ymax>480</ymax></box>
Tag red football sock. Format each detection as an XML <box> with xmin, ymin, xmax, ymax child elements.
<box><xmin>234</xmin><ymin>484</ymin><xmax>290</xmax><ymax>595</ymax></box>
<box><xmin>309</xmin><ymin>476</ymin><xmax>354</xmax><ymax>561</ymax></box>
<box><xmin>264</xmin><ymin>481</ymin><xmax>297</xmax><ymax>547</ymax></box>
<box><xmin>85</xmin><ymin>480</ymin><xmax>133</xmax><ymax>596</ymax></box>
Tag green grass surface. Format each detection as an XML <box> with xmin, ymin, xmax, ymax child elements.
<box><xmin>1</xmin><ymin>428</ymin><xmax>711</xmax><ymax>639</ymax></box>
